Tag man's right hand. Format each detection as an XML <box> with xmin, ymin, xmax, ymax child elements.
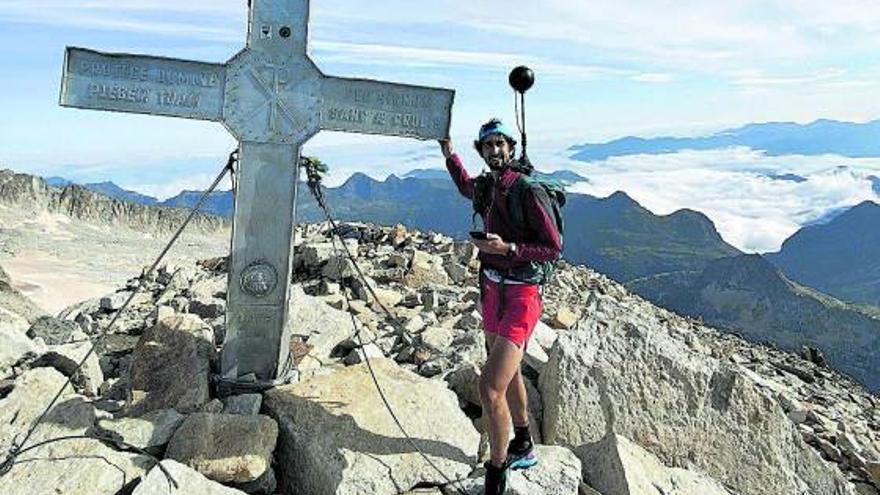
<box><xmin>439</xmin><ymin>138</ymin><xmax>454</xmax><ymax>159</ymax></box>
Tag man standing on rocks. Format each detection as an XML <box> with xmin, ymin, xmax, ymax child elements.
<box><xmin>439</xmin><ymin>119</ymin><xmax>562</xmax><ymax>494</ymax></box>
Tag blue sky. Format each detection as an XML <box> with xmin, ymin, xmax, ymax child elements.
<box><xmin>2</xmin><ymin>1</ymin><xmax>880</xmax><ymax>252</ymax></box>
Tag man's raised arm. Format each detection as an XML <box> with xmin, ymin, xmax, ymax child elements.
<box><xmin>439</xmin><ymin>139</ymin><xmax>474</xmax><ymax>199</ymax></box>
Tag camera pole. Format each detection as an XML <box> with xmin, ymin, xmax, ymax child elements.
<box><xmin>509</xmin><ymin>66</ymin><xmax>535</xmax><ymax>162</ymax></box>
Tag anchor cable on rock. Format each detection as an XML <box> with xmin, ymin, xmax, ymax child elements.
<box><xmin>300</xmin><ymin>157</ymin><xmax>472</xmax><ymax>495</ymax></box>
<box><xmin>0</xmin><ymin>149</ymin><xmax>239</xmax><ymax>488</ymax></box>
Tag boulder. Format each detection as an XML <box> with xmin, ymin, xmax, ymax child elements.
<box><xmin>32</xmin><ymin>340</ymin><xmax>104</xmax><ymax>396</ymax></box>
<box><xmin>264</xmin><ymin>358</ymin><xmax>480</xmax><ymax>495</ymax></box>
<box><xmin>127</xmin><ymin>314</ymin><xmax>213</xmax><ymax>415</ymax></box>
<box><xmin>446</xmin><ymin>445</ymin><xmax>582</xmax><ymax>495</ymax></box>
<box><xmin>0</xmin><ymin>368</ymin><xmax>147</xmax><ymax>495</ymax></box>
<box><xmin>223</xmin><ymin>393</ymin><xmax>263</xmax><ymax>415</ymax></box>
<box><xmin>577</xmin><ymin>433</ymin><xmax>734</xmax><ymax>495</ymax></box>
<box><xmin>422</xmin><ymin>326</ymin><xmax>454</xmax><ymax>352</ymax></box>
<box><xmin>539</xmin><ymin>316</ymin><xmax>853</xmax><ymax>495</ymax></box>
<box><xmin>132</xmin><ymin>459</ymin><xmax>248</xmax><ymax>495</ymax></box>
<box><xmin>343</xmin><ymin>343</ymin><xmax>384</xmax><ymax>366</ymax></box>
<box><xmin>322</xmin><ymin>256</ymin><xmax>357</xmax><ymax>280</ymax></box>
<box><xmin>404</xmin><ymin>250</ymin><xmax>449</xmax><ymax>289</ymax></box>
<box><xmin>551</xmin><ymin>307</ymin><xmax>578</xmax><ymax>329</ymax></box>
<box><xmin>95</xmin><ymin>408</ymin><xmax>185</xmax><ymax>451</ymax></box>
<box><xmin>165</xmin><ymin>413</ymin><xmax>278</xmax><ymax>483</ymax></box>
<box><xmin>0</xmin><ymin>322</ymin><xmax>42</xmax><ymax>378</ymax></box>
<box><xmin>288</xmin><ymin>286</ymin><xmax>355</xmax><ymax>372</ymax></box>
<box><xmin>26</xmin><ymin>315</ymin><xmax>79</xmax><ymax>345</ymax></box>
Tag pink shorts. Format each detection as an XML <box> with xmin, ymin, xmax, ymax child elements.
<box><xmin>480</xmin><ymin>277</ymin><xmax>543</xmax><ymax>348</ymax></box>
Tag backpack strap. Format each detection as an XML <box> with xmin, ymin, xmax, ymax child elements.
<box><xmin>508</xmin><ymin>175</ymin><xmax>556</xmax><ymax>235</ymax></box>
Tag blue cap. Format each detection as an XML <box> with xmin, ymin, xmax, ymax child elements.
<box><xmin>477</xmin><ymin>119</ymin><xmax>517</xmax><ymax>144</ymax></box>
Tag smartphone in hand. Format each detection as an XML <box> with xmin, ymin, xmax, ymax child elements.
<box><xmin>469</xmin><ymin>231</ymin><xmax>489</xmax><ymax>240</ymax></box>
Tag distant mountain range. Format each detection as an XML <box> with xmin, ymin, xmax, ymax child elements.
<box><xmin>569</xmin><ymin>119</ymin><xmax>880</xmax><ymax>161</ymax></box>
<box><xmin>33</xmin><ymin>168</ymin><xmax>880</xmax><ymax>392</ymax></box>
<box><xmin>627</xmin><ymin>254</ymin><xmax>880</xmax><ymax>391</ymax></box>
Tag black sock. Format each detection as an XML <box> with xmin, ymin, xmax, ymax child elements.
<box><xmin>513</xmin><ymin>425</ymin><xmax>531</xmax><ymax>446</ymax></box>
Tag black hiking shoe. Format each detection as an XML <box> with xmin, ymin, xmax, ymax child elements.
<box><xmin>483</xmin><ymin>461</ymin><xmax>508</xmax><ymax>495</ymax></box>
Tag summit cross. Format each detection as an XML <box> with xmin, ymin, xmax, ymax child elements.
<box><xmin>60</xmin><ymin>0</ymin><xmax>455</xmax><ymax>382</ymax></box>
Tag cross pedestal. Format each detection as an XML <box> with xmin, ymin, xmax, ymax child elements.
<box><xmin>60</xmin><ymin>0</ymin><xmax>454</xmax><ymax>381</ymax></box>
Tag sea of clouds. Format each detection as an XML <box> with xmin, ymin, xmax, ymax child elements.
<box><xmin>106</xmin><ymin>137</ymin><xmax>880</xmax><ymax>255</ymax></box>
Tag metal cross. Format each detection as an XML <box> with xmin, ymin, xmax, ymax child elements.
<box><xmin>60</xmin><ymin>0</ymin><xmax>454</xmax><ymax>381</ymax></box>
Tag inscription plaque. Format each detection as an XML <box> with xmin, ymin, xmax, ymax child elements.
<box><xmin>59</xmin><ymin>0</ymin><xmax>454</xmax><ymax>381</ymax></box>
<box><xmin>61</xmin><ymin>48</ymin><xmax>227</xmax><ymax>121</ymax></box>
<box><xmin>320</xmin><ymin>77</ymin><xmax>454</xmax><ymax>140</ymax></box>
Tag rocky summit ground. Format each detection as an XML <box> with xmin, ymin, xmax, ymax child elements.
<box><xmin>0</xmin><ymin>220</ymin><xmax>878</xmax><ymax>495</ymax></box>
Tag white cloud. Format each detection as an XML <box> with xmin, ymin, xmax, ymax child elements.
<box><xmin>562</xmin><ymin>149</ymin><xmax>880</xmax><ymax>253</ymax></box>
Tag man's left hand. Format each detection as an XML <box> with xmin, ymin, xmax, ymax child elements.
<box><xmin>474</xmin><ymin>233</ymin><xmax>511</xmax><ymax>256</ymax></box>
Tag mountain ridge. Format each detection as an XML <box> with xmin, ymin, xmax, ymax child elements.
<box><xmin>570</xmin><ymin>119</ymin><xmax>880</xmax><ymax>161</ymax></box>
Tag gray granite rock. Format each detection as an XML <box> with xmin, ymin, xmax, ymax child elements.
<box><xmin>127</xmin><ymin>314</ymin><xmax>213</xmax><ymax>415</ymax></box>
<box><xmin>166</xmin><ymin>413</ymin><xmax>278</xmax><ymax>483</ymax></box>
<box><xmin>264</xmin><ymin>358</ymin><xmax>479</xmax><ymax>495</ymax></box>
<box><xmin>132</xmin><ymin>460</ymin><xmax>248</xmax><ymax>495</ymax></box>
<box><xmin>95</xmin><ymin>408</ymin><xmax>185</xmax><ymax>451</ymax></box>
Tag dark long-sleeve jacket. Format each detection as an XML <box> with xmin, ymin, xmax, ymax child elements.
<box><xmin>445</xmin><ymin>153</ymin><xmax>562</xmax><ymax>272</ymax></box>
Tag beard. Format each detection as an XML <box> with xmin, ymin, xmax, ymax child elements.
<box><xmin>485</xmin><ymin>154</ymin><xmax>509</xmax><ymax>170</ymax></box>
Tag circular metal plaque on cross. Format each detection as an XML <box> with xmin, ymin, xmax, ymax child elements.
<box><xmin>240</xmin><ymin>262</ymin><xmax>278</xmax><ymax>297</ymax></box>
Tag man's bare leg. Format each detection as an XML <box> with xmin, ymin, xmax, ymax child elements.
<box><xmin>485</xmin><ymin>333</ymin><xmax>529</xmax><ymax>428</ymax></box>
<box><xmin>480</xmin><ymin>335</ymin><xmax>525</xmax><ymax>467</ymax></box>
<box><xmin>506</xmin><ymin>367</ymin><xmax>529</xmax><ymax>427</ymax></box>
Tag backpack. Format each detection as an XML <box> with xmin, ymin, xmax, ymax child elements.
<box><xmin>505</xmin><ymin>172</ymin><xmax>566</xmax><ymax>284</ymax></box>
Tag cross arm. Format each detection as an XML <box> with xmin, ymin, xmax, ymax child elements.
<box><xmin>319</xmin><ymin>76</ymin><xmax>454</xmax><ymax>141</ymax></box>
<box><xmin>60</xmin><ymin>47</ymin><xmax>227</xmax><ymax>122</ymax></box>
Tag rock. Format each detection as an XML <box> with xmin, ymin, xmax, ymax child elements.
<box><xmin>390</xmin><ymin>224</ymin><xmax>409</xmax><ymax>246</ymax></box>
<box><xmin>166</xmin><ymin>413</ymin><xmax>278</xmax><ymax>483</ymax></box>
<box><xmin>577</xmin><ymin>433</ymin><xmax>734</xmax><ymax>495</ymax></box>
<box><xmin>0</xmin><ymin>368</ymin><xmax>147</xmax><ymax>495</ymax></box>
<box><xmin>26</xmin><ymin>315</ymin><xmax>79</xmax><ymax>344</ymax></box>
<box><xmin>264</xmin><ymin>358</ymin><xmax>480</xmax><ymax>495</ymax></box>
<box><xmin>445</xmin><ymin>362</ymin><xmax>481</xmax><ymax>406</ymax></box>
<box><xmin>369</xmin><ymin>287</ymin><xmax>404</xmax><ymax>311</ymax></box>
<box><xmin>188</xmin><ymin>298</ymin><xmax>225</xmax><ymax>319</ymax></box>
<box><xmin>865</xmin><ymin>460</ymin><xmax>880</xmax><ymax>483</ymax></box>
<box><xmin>132</xmin><ymin>459</ymin><xmax>248</xmax><ymax>495</ymax></box>
<box><xmin>523</xmin><ymin>338</ymin><xmax>549</xmax><ymax>373</ymax></box>
<box><xmin>421</xmin><ymin>289</ymin><xmax>440</xmax><ymax>311</ymax></box>
<box><xmin>816</xmin><ymin>436</ymin><xmax>843</xmax><ymax>462</ymax></box>
<box><xmin>343</xmin><ymin>343</ymin><xmax>384</xmax><ymax>366</ymax></box>
<box><xmin>322</xmin><ymin>256</ymin><xmax>357</xmax><ymax>280</ymax></box>
<box><xmin>288</xmin><ymin>286</ymin><xmax>355</xmax><ymax>372</ymax></box>
<box><xmin>32</xmin><ymin>340</ymin><xmax>104</xmax><ymax>396</ymax></box>
<box><xmin>419</xmin><ymin>360</ymin><xmax>443</xmax><ymax>377</ymax></box>
<box><xmin>128</xmin><ymin>314</ymin><xmax>213</xmax><ymax>415</ymax></box>
<box><xmin>422</xmin><ymin>326</ymin><xmax>454</xmax><ymax>351</ymax></box>
<box><xmin>223</xmin><ymin>393</ymin><xmax>263</xmax><ymax>415</ymax></box>
<box><xmin>444</xmin><ymin>261</ymin><xmax>470</xmax><ymax>284</ymax></box>
<box><xmin>299</xmin><ymin>242</ymin><xmax>336</xmax><ymax>270</ymax></box>
<box><xmin>530</xmin><ymin>321</ymin><xmax>557</xmax><ymax>351</ymax></box>
<box><xmin>95</xmin><ymin>408</ymin><xmax>185</xmax><ymax>451</ymax></box>
<box><xmin>551</xmin><ymin>307</ymin><xmax>578</xmax><ymax>329</ymax></box>
<box><xmin>202</xmin><ymin>398</ymin><xmax>225</xmax><ymax>413</ymax></box>
<box><xmin>404</xmin><ymin>250</ymin><xmax>449</xmax><ymax>289</ymax></box>
<box><xmin>445</xmin><ymin>445</ymin><xmax>581</xmax><ymax>495</ymax></box>
<box><xmin>100</xmin><ymin>291</ymin><xmax>130</xmax><ymax>311</ymax></box>
<box><xmin>0</xmin><ymin>322</ymin><xmax>42</xmax><ymax>378</ymax></box>
<box><xmin>539</xmin><ymin>317</ymin><xmax>852</xmax><ymax>495</ymax></box>
<box><xmin>455</xmin><ymin>309</ymin><xmax>483</xmax><ymax>331</ymax></box>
